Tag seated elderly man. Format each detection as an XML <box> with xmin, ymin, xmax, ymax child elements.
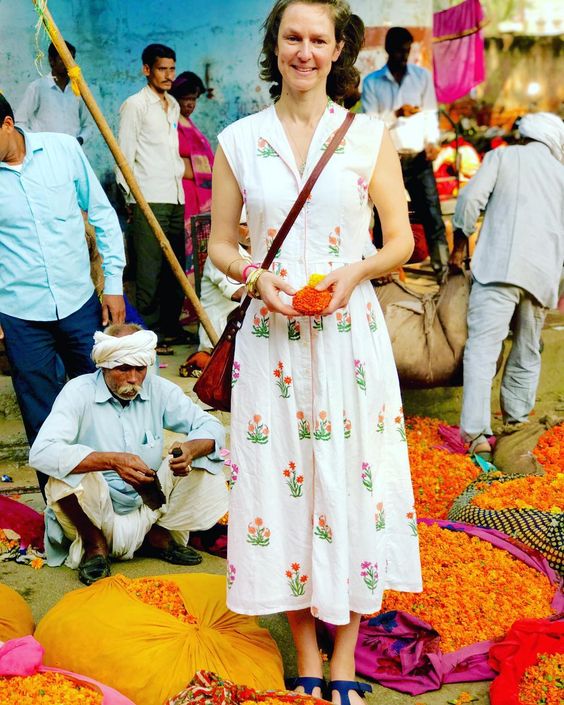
<box><xmin>30</xmin><ymin>323</ymin><xmax>228</xmax><ymax>585</ymax></box>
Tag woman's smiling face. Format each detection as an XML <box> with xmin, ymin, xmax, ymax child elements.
<box><xmin>276</xmin><ymin>2</ymin><xmax>343</xmax><ymax>94</ymax></box>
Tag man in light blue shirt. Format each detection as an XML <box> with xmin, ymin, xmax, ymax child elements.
<box><xmin>30</xmin><ymin>324</ymin><xmax>227</xmax><ymax>585</ymax></box>
<box><xmin>0</xmin><ymin>95</ymin><xmax>125</xmax><ymax>490</ymax></box>
<box><xmin>449</xmin><ymin>113</ymin><xmax>564</xmax><ymax>456</ymax></box>
<box><xmin>362</xmin><ymin>27</ymin><xmax>449</xmax><ymax>282</ymax></box>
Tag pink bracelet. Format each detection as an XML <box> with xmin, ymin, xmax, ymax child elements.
<box><xmin>241</xmin><ymin>262</ymin><xmax>259</xmax><ymax>282</ymax></box>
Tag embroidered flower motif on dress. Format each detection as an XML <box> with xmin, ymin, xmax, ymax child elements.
<box><xmin>246</xmin><ymin>415</ymin><xmax>269</xmax><ymax>444</ymax></box>
<box><xmin>286</xmin><ymin>562</ymin><xmax>309</xmax><ymax>596</ymax></box>
<box><xmin>231</xmin><ymin>360</ymin><xmax>240</xmax><ymax>388</ymax></box>
<box><xmin>312</xmin><ymin>316</ymin><xmax>324</xmax><ymax>331</ymax></box>
<box><xmin>395</xmin><ymin>408</ymin><xmax>406</xmax><ymax>441</ymax></box>
<box><xmin>314</xmin><ymin>514</ymin><xmax>333</xmax><ymax>542</ymax></box>
<box><xmin>343</xmin><ymin>411</ymin><xmax>352</xmax><ymax>439</ymax></box>
<box><xmin>361</xmin><ymin>461</ymin><xmax>373</xmax><ymax>493</ymax></box>
<box><xmin>313</xmin><ymin>411</ymin><xmax>332</xmax><ymax>441</ymax></box>
<box><xmin>336</xmin><ymin>309</ymin><xmax>352</xmax><ymax>333</ymax></box>
<box><xmin>287</xmin><ymin>318</ymin><xmax>301</xmax><ymax>341</ymax></box>
<box><xmin>354</xmin><ymin>359</ymin><xmax>366</xmax><ymax>393</ymax></box>
<box><xmin>376</xmin><ymin>405</ymin><xmax>385</xmax><ymax>433</ymax></box>
<box><xmin>272</xmin><ymin>262</ymin><xmax>288</xmax><ymax>279</ymax></box>
<box><xmin>406</xmin><ymin>511</ymin><xmax>418</xmax><ymax>536</ymax></box>
<box><xmin>361</xmin><ymin>560</ymin><xmax>379</xmax><ymax>593</ymax></box>
<box><xmin>228</xmin><ymin>462</ymin><xmax>239</xmax><ymax>490</ymax></box>
<box><xmin>251</xmin><ymin>306</ymin><xmax>270</xmax><ymax>338</ymax></box>
<box><xmin>246</xmin><ymin>517</ymin><xmax>271</xmax><ymax>546</ymax></box>
<box><xmin>283</xmin><ymin>460</ymin><xmax>304</xmax><ymax>498</ymax></box>
<box><xmin>357</xmin><ymin>176</ymin><xmax>369</xmax><ymax>206</ymax></box>
<box><xmin>257</xmin><ymin>137</ymin><xmax>278</xmax><ymax>158</ymax></box>
<box><xmin>375</xmin><ymin>502</ymin><xmax>385</xmax><ymax>531</ymax></box>
<box><xmin>366</xmin><ymin>302</ymin><xmax>378</xmax><ymax>332</ymax></box>
<box><xmin>296</xmin><ymin>411</ymin><xmax>311</xmax><ymax>440</ymax></box>
<box><xmin>328</xmin><ymin>227</ymin><xmax>341</xmax><ymax>256</ymax></box>
<box><xmin>273</xmin><ymin>361</ymin><xmax>292</xmax><ymax>398</ymax></box>
<box><xmin>227</xmin><ymin>563</ymin><xmax>236</xmax><ymax>589</ymax></box>
<box><xmin>321</xmin><ymin>131</ymin><xmax>346</xmax><ymax>154</ymax></box>
<box><xmin>265</xmin><ymin>228</ymin><xmax>282</xmax><ymax>259</ymax></box>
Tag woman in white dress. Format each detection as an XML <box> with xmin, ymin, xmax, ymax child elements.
<box><xmin>209</xmin><ymin>2</ymin><xmax>422</xmax><ymax>703</ymax></box>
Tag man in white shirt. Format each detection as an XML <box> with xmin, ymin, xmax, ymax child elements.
<box><xmin>362</xmin><ymin>27</ymin><xmax>449</xmax><ymax>282</ymax></box>
<box><xmin>450</xmin><ymin>113</ymin><xmax>564</xmax><ymax>457</ymax></box>
<box><xmin>117</xmin><ymin>43</ymin><xmax>187</xmax><ymax>345</ymax></box>
<box><xmin>16</xmin><ymin>41</ymin><xmax>91</xmax><ymax>145</ymax></box>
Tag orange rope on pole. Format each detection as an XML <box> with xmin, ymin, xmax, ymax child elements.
<box><xmin>32</xmin><ymin>0</ymin><xmax>219</xmax><ymax>346</ymax></box>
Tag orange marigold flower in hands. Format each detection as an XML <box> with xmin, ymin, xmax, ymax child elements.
<box><xmin>293</xmin><ymin>273</ymin><xmax>332</xmax><ymax>315</ymax></box>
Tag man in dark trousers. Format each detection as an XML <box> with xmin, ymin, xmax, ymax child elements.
<box><xmin>362</xmin><ymin>27</ymin><xmax>449</xmax><ymax>282</ymax></box>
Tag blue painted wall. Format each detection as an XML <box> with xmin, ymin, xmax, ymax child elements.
<box><xmin>0</xmin><ymin>0</ymin><xmax>428</xmax><ymax>181</ymax></box>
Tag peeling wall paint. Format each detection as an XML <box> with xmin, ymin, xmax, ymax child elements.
<box><xmin>0</xmin><ymin>0</ymin><xmax>430</xmax><ymax>181</ymax></box>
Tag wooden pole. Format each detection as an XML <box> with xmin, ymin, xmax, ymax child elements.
<box><xmin>32</xmin><ymin>0</ymin><xmax>219</xmax><ymax>345</ymax></box>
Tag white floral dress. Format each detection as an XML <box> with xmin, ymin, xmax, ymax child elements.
<box><xmin>219</xmin><ymin>101</ymin><xmax>422</xmax><ymax>625</ymax></box>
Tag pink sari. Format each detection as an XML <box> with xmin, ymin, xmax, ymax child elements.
<box><xmin>178</xmin><ymin>118</ymin><xmax>214</xmax><ymax>323</ymax></box>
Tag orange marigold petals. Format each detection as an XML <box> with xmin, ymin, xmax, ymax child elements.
<box><xmin>122</xmin><ymin>576</ymin><xmax>198</xmax><ymax>624</ymax></box>
<box><xmin>472</xmin><ymin>423</ymin><xmax>564</xmax><ymax>512</ymax></box>
<box><xmin>0</xmin><ymin>671</ymin><xmax>103</xmax><ymax>704</ymax></box>
<box><xmin>518</xmin><ymin>652</ymin><xmax>564</xmax><ymax>705</ymax></box>
<box><xmin>368</xmin><ymin>523</ymin><xmax>556</xmax><ymax>653</ymax></box>
<box><xmin>293</xmin><ymin>287</ymin><xmax>332</xmax><ymax>316</ymax></box>
<box><xmin>406</xmin><ymin>417</ymin><xmax>480</xmax><ymax>519</ymax></box>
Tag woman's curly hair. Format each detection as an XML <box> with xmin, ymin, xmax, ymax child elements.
<box><xmin>259</xmin><ymin>0</ymin><xmax>365</xmax><ymax>103</ymax></box>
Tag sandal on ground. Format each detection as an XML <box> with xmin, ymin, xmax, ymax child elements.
<box><xmin>156</xmin><ymin>344</ymin><xmax>175</xmax><ymax>356</ymax></box>
<box><xmin>78</xmin><ymin>554</ymin><xmax>111</xmax><ymax>586</ymax></box>
<box><xmin>468</xmin><ymin>437</ymin><xmax>493</xmax><ymax>463</ymax></box>
<box><xmin>328</xmin><ymin>681</ymin><xmax>372</xmax><ymax>705</ymax></box>
<box><xmin>285</xmin><ymin>677</ymin><xmax>326</xmax><ymax>696</ymax></box>
<box><xmin>137</xmin><ymin>542</ymin><xmax>202</xmax><ymax>566</ymax></box>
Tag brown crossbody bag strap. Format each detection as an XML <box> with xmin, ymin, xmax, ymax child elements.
<box><xmin>193</xmin><ymin>111</ymin><xmax>355</xmax><ymax>411</ymax></box>
<box><xmin>238</xmin><ymin>110</ymin><xmax>356</xmax><ymax>317</ymax></box>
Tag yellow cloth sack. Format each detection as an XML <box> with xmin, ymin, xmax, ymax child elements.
<box><xmin>35</xmin><ymin>574</ymin><xmax>284</xmax><ymax>705</ymax></box>
<box><xmin>0</xmin><ymin>583</ymin><xmax>34</xmax><ymax>641</ymax></box>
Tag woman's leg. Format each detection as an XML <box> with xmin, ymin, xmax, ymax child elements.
<box><xmin>329</xmin><ymin>612</ymin><xmax>363</xmax><ymax>705</ymax></box>
<box><xmin>286</xmin><ymin>609</ymin><xmax>323</xmax><ymax>697</ymax></box>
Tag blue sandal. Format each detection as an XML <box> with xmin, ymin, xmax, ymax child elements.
<box><xmin>328</xmin><ymin>680</ymin><xmax>372</xmax><ymax>705</ymax></box>
<box><xmin>285</xmin><ymin>677</ymin><xmax>326</xmax><ymax>696</ymax></box>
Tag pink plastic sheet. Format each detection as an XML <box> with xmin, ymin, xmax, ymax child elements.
<box><xmin>433</xmin><ymin>0</ymin><xmax>485</xmax><ymax>103</ymax></box>
<box><xmin>322</xmin><ymin>519</ymin><xmax>563</xmax><ymax>695</ymax></box>
<box><xmin>0</xmin><ymin>635</ymin><xmax>135</xmax><ymax>704</ymax></box>
<box><xmin>0</xmin><ymin>495</ymin><xmax>45</xmax><ymax>550</ymax></box>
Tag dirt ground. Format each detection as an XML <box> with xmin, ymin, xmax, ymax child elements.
<box><xmin>0</xmin><ymin>307</ymin><xmax>562</xmax><ymax>705</ymax></box>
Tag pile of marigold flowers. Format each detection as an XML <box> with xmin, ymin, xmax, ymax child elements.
<box><xmin>518</xmin><ymin>652</ymin><xmax>564</xmax><ymax>705</ymax></box>
<box><xmin>0</xmin><ymin>671</ymin><xmax>103</xmax><ymax>704</ymax></box>
<box><xmin>372</xmin><ymin>523</ymin><xmax>556</xmax><ymax>653</ymax></box>
<box><xmin>405</xmin><ymin>417</ymin><xmax>480</xmax><ymax>518</ymax></box>
<box><xmin>122</xmin><ymin>576</ymin><xmax>197</xmax><ymax>624</ymax></box>
<box><xmin>472</xmin><ymin>423</ymin><xmax>564</xmax><ymax>512</ymax></box>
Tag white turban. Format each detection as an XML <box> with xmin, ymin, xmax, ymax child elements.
<box><xmin>92</xmin><ymin>329</ymin><xmax>158</xmax><ymax>369</ymax></box>
<box><xmin>519</xmin><ymin>112</ymin><xmax>564</xmax><ymax>163</ymax></box>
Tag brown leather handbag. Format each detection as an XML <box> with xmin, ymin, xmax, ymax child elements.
<box><xmin>194</xmin><ymin>112</ymin><xmax>355</xmax><ymax>412</ymax></box>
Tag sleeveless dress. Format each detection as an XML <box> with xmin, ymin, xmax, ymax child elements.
<box><xmin>219</xmin><ymin>101</ymin><xmax>422</xmax><ymax>625</ymax></box>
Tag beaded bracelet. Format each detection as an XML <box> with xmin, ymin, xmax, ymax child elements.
<box><xmin>242</xmin><ymin>262</ymin><xmax>259</xmax><ymax>282</ymax></box>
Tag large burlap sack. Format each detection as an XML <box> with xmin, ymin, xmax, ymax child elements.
<box><xmin>0</xmin><ymin>584</ymin><xmax>34</xmax><ymax>641</ymax></box>
<box><xmin>35</xmin><ymin>573</ymin><xmax>284</xmax><ymax>705</ymax></box>
<box><xmin>493</xmin><ymin>416</ymin><xmax>563</xmax><ymax>476</ymax></box>
<box><xmin>375</xmin><ymin>272</ymin><xmax>470</xmax><ymax>387</ymax></box>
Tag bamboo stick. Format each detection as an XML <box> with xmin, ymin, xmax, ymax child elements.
<box><xmin>32</xmin><ymin>0</ymin><xmax>219</xmax><ymax>345</ymax></box>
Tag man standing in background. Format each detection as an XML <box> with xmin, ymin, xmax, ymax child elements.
<box><xmin>0</xmin><ymin>95</ymin><xmax>125</xmax><ymax>491</ymax></box>
<box><xmin>16</xmin><ymin>41</ymin><xmax>92</xmax><ymax>145</ymax></box>
<box><xmin>117</xmin><ymin>43</ymin><xmax>188</xmax><ymax>349</ymax></box>
<box><xmin>362</xmin><ymin>27</ymin><xmax>449</xmax><ymax>283</ymax></box>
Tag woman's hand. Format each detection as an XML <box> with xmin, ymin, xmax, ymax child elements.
<box><xmin>255</xmin><ymin>271</ymin><xmax>300</xmax><ymax>316</ymax></box>
<box><xmin>314</xmin><ymin>263</ymin><xmax>365</xmax><ymax>315</ymax></box>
